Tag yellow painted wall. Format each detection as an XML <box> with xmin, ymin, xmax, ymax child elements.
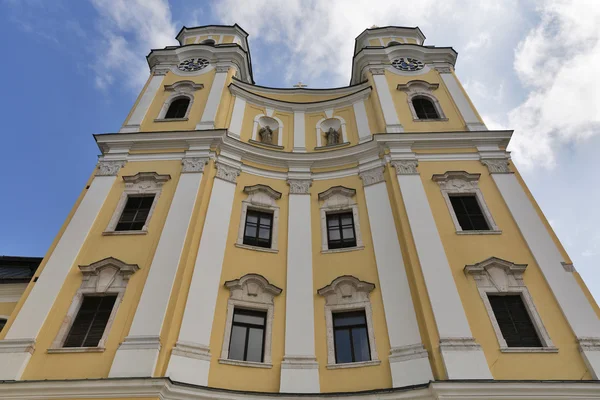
<box><xmin>0</xmin><ymin>302</ymin><xmax>18</xmax><ymax>321</ymax></box>
<box><xmin>238</xmin><ymin>103</ymin><xmax>293</xmax><ymax>151</ymax></box>
<box><xmin>244</xmin><ymin>90</ymin><xmax>350</xmax><ymax>103</ymax></box>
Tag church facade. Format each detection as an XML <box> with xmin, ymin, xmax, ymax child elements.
<box><xmin>1</xmin><ymin>24</ymin><xmax>600</xmax><ymax>399</ymax></box>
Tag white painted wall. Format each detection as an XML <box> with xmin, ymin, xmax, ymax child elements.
<box><xmin>121</xmin><ymin>74</ymin><xmax>164</xmax><ymax>133</ymax></box>
<box><xmin>439</xmin><ymin>73</ymin><xmax>486</xmax><ymax>131</ymax></box>
<box><xmin>372</xmin><ymin>73</ymin><xmax>403</xmax><ymax>133</ymax></box>
<box><xmin>293</xmin><ymin>112</ymin><xmax>306</xmax><ymax>152</ymax></box>
<box><xmin>228</xmin><ymin>96</ymin><xmax>246</xmax><ymax>139</ymax></box>
<box><xmin>353</xmin><ymin>101</ymin><xmax>372</xmax><ymax>143</ymax></box>
<box><xmin>197</xmin><ymin>70</ymin><xmax>228</xmax><ymax>130</ymax></box>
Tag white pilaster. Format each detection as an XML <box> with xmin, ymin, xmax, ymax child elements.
<box><xmin>438</xmin><ymin>69</ymin><xmax>486</xmax><ymax>131</ymax></box>
<box><xmin>166</xmin><ymin>161</ymin><xmax>240</xmax><ymax>386</ymax></box>
<box><xmin>228</xmin><ymin>96</ymin><xmax>246</xmax><ymax>139</ymax></box>
<box><xmin>359</xmin><ymin>165</ymin><xmax>433</xmax><ymax>387</ymax></box>
<box><xmin>353</xmin><ymin>100</ymin><xmax>372</xmax><ymax>143</ymax></box>
<box><xmin>109</xmin><ymin>157</ymin><xmax>208</xmax><ymax>378</ymax></box>
<box><xmin>391</xmin><ymin>159</ymin><xmax>491</xmax><ymax>380</ymax></box>
<box><xmin>280</xmin><ymin>179</ymin><xmax>319</xmax><ymax>393</ymax></box>
<box><xmin>293</xmin><ymin>111</ymin><xmax>306</xmax><ymax>152</ymax></box>
<box><xmin>120</xmin><ymin>73</ymin><xmax>165</xmax><ymax>133</ymax></box>
<box><xmin>0</xmin><ymin>161</ymin><xmax>124</xmax><ymax>380</ymax></box>
<box><xmin>483</xmin><ymin>159</ymin><xmax>600</xmax><ymax>379</ymax></box>
<box><xmin>371</xmin><ymin>69</ymin><xmax>403</xmax><ymax>133</ymax></box>
<box><xmin>197</xmin><ymin>66</ymin><xmax>229</xmax><ymax>130</ymax></box>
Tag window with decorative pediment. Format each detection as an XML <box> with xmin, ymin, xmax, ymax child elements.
<box><xmin>464</xmin><ymin>257</ymin><xmax>556</xmax><ymax>353</ymax></box>
<box><xmin>318</xmin><ymin>186</ymin><xmax>363</xmax><ymax>252</ymax></box>
<box><xmin>236</xmin><ymin>184</ymin><xmax>282</xmax><ymax>252</ymax></box>
<box><xmin>219</xmin><ymin>274</ymin><xmax>282</xmax><ymax>368</ymax></box>
<box><xmin>317</xmin><ymin>275</ymin><xmax>380</xmax><ymax>368</ymax></box>
<box><xmin>104</xmin><ymin>172</ymin><xmax>171</xmax><ymax>235</ymax></box>
<box><xmin>397</xmin><ymin>80</ymin><xmax>446</xmax><ymax>121</ymax></box>
<box><xmin>155</xmin><ymin>80</ymin><xmax>204</xmax><ymax>121</ymax></box>
<box><xmin>50</xmin><ymin>257</ymin><xmax>139</xmax><ymax>352</ymax></box>
<box><xmin>432</xmin><ymin>171</ymin><xmax>500</xmax><ymax>234</ymax></box>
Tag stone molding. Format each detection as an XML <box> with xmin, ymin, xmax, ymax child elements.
<box><xmin>391</xmin><ymin>160</ymin><xmax>419</xmax><ymax>175</ymax></box>
<box><xmin>215</xmin><ymin>163</ymin><xmax>241</xmax><ymax>183</ymax></box>
<box><xmin>481</xmin><ymin>159</ymin><xmax>511</xmax><ymax>174</ymax></box>
<box><xmin>388</xmin><ymin>343</ymin><xmax>430</xmax><ymax>363</ymax></box>
<box><xmin>243</xmin><ymin>184</ymin><xmax>282</xmax><ymax>200</ymax></box>
<box><xmin>96</xmin><ymin>160</ymin><xmax>126</xmax><ymax>176</ymax></box>
<box><xmin>370</xmin><ymin>68</ymin><xmax>386</xmax><ymax>75</ymax></box>
<box><xmin>0</xmin><ymin>338</ymin><xmax>35</xmax><ymax>354</ymax></box>
<box><xmin>439</xmin><ymin>337</ymin><xmax>483</xmax><ymax>352</ymax></box>
<box><xmin>171</xmin><ymin>341</ymin><xmax>211</xmax><ymax>361</ymax></box>
<box><xmin>359</xmin><ymin>167</ymin><xmax>385</xmax><ymax>187</ymax></box>
<box><xmin>434</xmin><ymin>66</ymin><xmax>453</xmax><ymax>73</ymax></box>
<box><xmin>181</xmin><ymin>157</ymin><xmax>209</xmax><ymax>173</ymax></box>
<box><xmin>287</xmin><ymin>179</ymin><xmax>312</xmax><ymax>194</ymax></box>
<box><xmin>281</xmin><ymin>356</ymin><xmax>319</xmax><ymax>369</ymax></box>
<box><xmin>215</xmin><ymin>65</ymin><xmax>230</xmax><ymax>73</ymax></box>
<box><xmin>561</xmin><ymin>262</ymin><xmax>576</xmax><ymax>272</ymax></box>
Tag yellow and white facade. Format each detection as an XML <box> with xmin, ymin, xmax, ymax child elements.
<box><xmin>1</xmin><ymin>24</ymin><xmax>600</xmax><ymax>399</ymax></box>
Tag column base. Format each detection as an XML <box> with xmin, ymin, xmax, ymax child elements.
<box><xmin>439</xmin><ymin>338</ymin><xmax>492</xmax><ymax>379</ymax></box>
<box><xmin>280</xmin><ymin>356</ymin><xmax>320</xmax><ymax>393</ymax></box>
<box><xmin>109</xmin><ymin>336</ymin><xmax>160</xmax><ymax>378</ymax></box>
<box><xmin>389</xmin><ymin>344</ymin><xmax>434</xmax><ymax>387</ymax></box>
<box><xmin>385</xmin><ymin>124</ymin><xmax>404</xmax><ymax>133</ymax></box>
<box><xmin>0</xmin><ymin>339</ymin><xmax>35</xmax><ymax>380</ymax></box>
<box><xmin>196</xmin><ymin>121</ymin><xmax>215</xmax><ymax>130</ymax></box>
<box><xmin>166</xmin><ymin>341</ymin><xmax>212</xmax><ymax>386</ymax></box>
<box><xmin>579</xmin><ymin>338</ymin><xmax>600</xmax><ymax>379</ymax></box>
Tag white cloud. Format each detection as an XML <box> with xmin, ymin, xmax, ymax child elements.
<box><xmin>90</xmin><ymin>0</ymin><xmax>177</xmax><ymax>90</ymax></box>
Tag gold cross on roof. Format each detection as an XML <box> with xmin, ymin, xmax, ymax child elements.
<box><xmin>293</xmin><ymin>82</ymin><xmax>308</xmax><ymax>88</ymax></box>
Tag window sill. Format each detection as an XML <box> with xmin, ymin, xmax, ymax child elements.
<box><xmin>154</xmin><ymin>118</ymin><xmax>189</xmax><ymax>122</ymax></box>
<box><xmin>47</xmin><ymin>347</ymin><xmax>105</xmax><ymax>354</ymax></box>
<box><xmin>412</xmin><ymin>118</ymin><xmax>449</xmax><ymax>122</ymax></box>
<box><xmin>248</xmin><ymin>139</ymin><xmax>284</xmax><ymax>150</ymax></box>
<box><xmin>218</xmin><ymin>358</ymin><xmax>273</xmax><ymax>368</ymax></box>
<box><xmin>326</xmin><ymin>359</ymin><xmax>381</xmax><ymax>369</ymax></box>
<box><xmin>102</xmin><ymin>230</ymin><xmax>148</xmax><ymax>236</ymax></box>
<box><xmin>456</xmin><ymin>230</ymin><xmax>502</xmax><ymax>235</ymax></box>
<box><xmin>500</xmin><ymin>347</ymin><xmax>558</xmax><ymax>353</ymax></box>
<box><xmin>234</xmin><ymin>243</ymin><xmax>278</xmax><ymax>253</ymax></box>
<box><xmin>322</xmin><ymin>246</ymin><xmax>365</xmax><ymax>254</ymax></box>
<box><xmin>314</xmin><ymin>142</ymin><xmax>350</xmax><ymax>151</ymax></box>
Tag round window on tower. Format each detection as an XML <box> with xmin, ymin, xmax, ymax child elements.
<box><xmin>177</xmin><ymin>58</ymin><xmax>210</xmax><ymax>72</ymax></box>
<box><xmin>391</xmin><ymin>57</ymin><xmax>424</xmax><ymax>72</ymax></box>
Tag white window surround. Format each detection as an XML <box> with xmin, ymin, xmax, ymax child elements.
<box><xmin>317</xmin><ymin>275</ymin><xmax>380</xmax><ymax>369</ymax></box>
<box><xmin>397</xmin><ymin>80</ymin><xmax>447</xmax><ymax>121</ymax></box>
<box><xmin>464</xmin><ymin>257</ymin><xmax>557</xmax><ymax>353</ymax></box>
<box><xmin>103</xmin><ymin>172</ymin><xmax>171</xmax><ymax>236</ymax></box>
<box><xmin>49</xmin><ymin>257</ymin><xmax>139</xmax><ymax>353</ymax></box>
<box><xmin>251</xmin><ymin>113</ymin><xmax>284</xmax><ymax>148</ymax></box>
<box><xmin>219</xmin><ymin>273</ymin><xmax>282</xmax><ymax>368</ymax></box>
<box><xmin>318</xmin><ymin>186</ymin><xmax>364</xmax><ymax>253</ymax></box>
<box><xmin>235</xmin><ymin>184</ymin><xmax>282</xmax><ymax>253</ymax></box>
<box><xmin>315</xmin><ymin>115</ymin><xmax>349</xmax><ymax>148</ymax></box>
<box><xmin>432</xmin><ymin>171</ymin><xmax>501</xmax><ymax>234</ymax></box>
<box><xmin>155</xmin><ymin>80</ymin><xmax>204</xmax><ymax>122</ymax></box>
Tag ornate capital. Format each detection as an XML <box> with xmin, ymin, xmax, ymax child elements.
<box><xmin>391</xmin><ymin>160</ymin><xmax>418</xmax><ymax>175</ymax></box>
<box><xmin>287</xmin><ymin>179</ymin><xmax>312</xmax><ymax>194</ymax></box>
<box><xmin>215</xmin><ymin>162</ymin><xmax>240</xmax><ymax>183</ymax></box>
<box><xmin>182</xmin><ymin>157</ymin><xmax>209</xmax><ymax>173</ymax></box>
<box><xmin>369</xmin><ymin>67</ymin><xmax>386</xmax><ymax>75</ymax></box>
<box><xmin>96</xmin><ymin>160</ymin><xmax>126</xmax><ymax>176</ymax></box>
<box><xmin>481</xmin><ymin>159</ymin><xmax>511</xmax><ymax>174</ymax></box>
<box><xmin>434</xmin><ymin>65</ymin><xmax>453</xmax><ymax>73</ymax></box>
<box><xmin>359</xmin><ymin>167</ymin><xmax>385</xmax><ymax>187</ymax></box>
<box><xmin>215</xmin><ymin>65</ymin><xmax>230</xmax><ymax>73</ymax></box>
<box><xmin>152</xmin><ymin>65</ymin><xmax>171</xmax><ymax>76</ymax></box>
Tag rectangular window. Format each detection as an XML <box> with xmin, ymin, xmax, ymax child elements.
<box><xmin>333</xmin><ymin>310</ymin><xmax>371</xmax><ymax>363</ymax></box>
<box><xmin>326</xmin><ymin>212</ymin><xmax>357</xmax><ymax>249</ymax></box>
<box><xmin>243</xmin><ymin>210</ymin><xmax>273</xmax><ymax>248</ymax></box>
<box><xmin>449</xmin><ymin>195</ymin><xmax>490</xmax><ymax>231</ymax></box>
<box><xmin>228</xmin><ymin>308</ymin><xmax>267</xmax><ymax>363</ymax></box>
<box><xmin>488</xmin><ymin>294</ymin><xmax>542</xmax><ymax>348</ymax></box>
<box><xmin>115</xmin><ymin>195</ymin><xmax>155</xmax><ymax>231</ymax></box>
<box><xmin>63</xmin><ymin>295</ymin><xmax>117</xmax><ymax>348</ymax></box>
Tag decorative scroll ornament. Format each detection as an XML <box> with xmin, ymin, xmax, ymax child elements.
<box><xmin>287</xmin><ymin>179</ymin><xmax>312</xmax><ymax>194</ymax></box>
<box><xmin>481</xmin><ymin>159</ymin><xmax>511</xmax><ymax>174</ymax></box>
<box><xmin>96</xmin><ymin>160</ymin><xmax>126</xmax><ymax>176</ymax></box>
<box><xmin>359</xmin><ymin>167</ymin><xmax>385</xmax><ymax>187</ymax></box>
<box><xmin>391</xmin><ymin>160</ymin><xmax>419</xmax><ymax>175</ymax></box>
<box><xmin>215</xmin><ymin>163</ymin><xmax>240</xmax><ymax>183</ymax></box>
<box><xmin>181</xmin><ymin>157</ymin><xmax>208</xmax><ymax>173</ymax></box>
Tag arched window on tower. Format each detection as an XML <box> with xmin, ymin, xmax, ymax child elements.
<box><xmin>165</xmin><ymin>97</ymin><xmax>190</xmax><ymax>119</ymax></box>
<box><xmin>200</xmin><ymin>38</ymin><xmax>216</xmax><ymax>46</ymax></box>
<box><xmin>412</xmin><ymin>97</ymin><xmax>440</xmax><ymax>119</ymax></box>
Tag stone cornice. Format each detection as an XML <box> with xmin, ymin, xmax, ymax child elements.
<box><xmin>229</xmin><ymin>83</ymin><xmax>372</xmax><ymax>113</ymax></box>
<box><xmin>232</xmin><ymin>78</ymin><xmax>371</xmax><ymax>97</ymax></box>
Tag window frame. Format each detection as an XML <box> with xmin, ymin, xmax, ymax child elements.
<box><xmin>487</xmin><ymin>293</ymin><xmax>543</xmax><ymax>348</ymax></box>
<box><xmin>227</xmin><ymin>308</ymin><xmax>268</xmax><ymax>363</ymax></box>
<box><xmin>235</xmin><ymin>185</ymin><xmax>281</xmax><ymax>253</ymax></box>
<box><xmin>49</xmin><ymin>257</ymin><xmax>139</xmax><ymax>353</ymax></box>
<box><xmin>412</xmin><ymin>96</ymin><xmax>440</xmax><ymax>120</ymax></box>
<box><xmin>104</xmin><ymin>172</ymin><xmax>171</xmax><ymax>236</ymax></box>
<box><xmin>242</xmin><ymin>209</ymin><xmax>274</xmax><ymax>249</ymax></box>
<box><xmin>318</xmin><ymin>186</ymin><xmax>364</xmax><ymax>253</ymax></box>
<box><xmin>219</xmin><ymin>274</ymin><xmax>282</xmax><ymax>368</ymax></box>
<box><xmin>325</xmin><ymin>211</ymin><xmax>358</xmax><ymax>249</ymax></box>
<box><xmin>432</xmin><ymin>171</ymin><xmax>501</xmax><ymax>234</ymax></box>
<box><xmin>164</xmin><ymin>97</ymin><xmax>191</xmax><ymax>119</ymax></box>
<box><xmin>397</xmin><ymin>80</ymin><xmax>447</xmax><ymax>122</ymax></box>
<box><xmin>332</xmin><ymin>310</ymin><xmax>372</xmax><ymax>364</ymax></box>
<box><xmin>317</xmin><ymin>276</ymin><xmax>380</xmax><ymax>369</ymax></box>
<box><xmin>464</xmin><ymin>257</ymin><xmax>557</xmax><ymax>353</ymax></box>
<box><xmin>154</xmin><ymin>80</ymin><xmax>204</xmax><ymax>122</ymax></box>
<box><xmin>62</xmin><ymin>294</ymin><xmax>119</xmax><ymax>348</ymax></box>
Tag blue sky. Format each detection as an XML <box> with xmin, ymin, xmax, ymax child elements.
<box><xmin>1</xmin><ymin>0</ymin><xmax>599</xmax><ymax>300</ymax></box>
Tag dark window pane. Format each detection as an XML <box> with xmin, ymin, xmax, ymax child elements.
<box><xmin>63</xmin><ymin>295</ymin><xmax>117</xmax><ymax>348</ymax></box>
<box><xmin>228</xmin><ymin>325</ymin><xmax>246</xmax><ymax>360</ymax></box>
<box><xmin>352</xmin><ymin>327</ymin><xmax>371</xmax><ymax>362</ymax></box>
<box><xmin>413</xmin><ymin>97</ymin><xmax>439</xmax><ymax>119</ymax></box>
<box><xmin>342</xmin><ymin>228</ymin><xmax>355</xmax><ymax>239</ymax></box>
<box><xmin>334</xmin><ymin>329</ymin><xmax>353</xmax><ymax>363</ymax></box>
<box><xmin>233</xmin><ymin>310</ymin><xmax>265</xmax><ymax>325</ymax></box>
<box><xmin>246</xmin><ymin>327</ymin><xmax>265</xmax><ymax>362</ymax></box>
<box><xmin>243</xmin><ymin>210</ymin><xmax>273</xmax><ymax>248</ymax></box>
<box><xmin>328</xmin><ymin>229</ymin><xmax>341</xmax><ymax>241</ymax></box>
<box><xmin>165</xmin><ymin>98</ymin><xmax>190</xmax><ymax>119</ymax></box>
<box><xmin>333</xmin><ymin>312</ymin><xmax>367</xmax><ymax>327</ymax></box>
<box><xmin>326</xmin><ymin>212</ymin><xmax>356</xmax><ymax>249</ymax></box>
<box><xmin>449</xmin><ymin>195</ymin><xmax>490</xmax><ymax>231</ymax></box>
<box><xmin>115</xmin><ymin>195</ymin><xmax>155</xmax><ymax>231</ymax></box>
<box><xmin>246</xmin><ymin>214</ymin><xmax>258</xmax><ymax>224</ymax></box>
<box><xmin>488</xmin><ymin>295</ymin><xmax>542</xmax><ymax>348</ymax></box>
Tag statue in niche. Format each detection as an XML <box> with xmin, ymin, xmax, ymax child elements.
<box><xmin>258</xmin><ymin>126</ymin><xmax>274</xmax><ymax>144</ymax></box>
<box><xmin>325</xmin><ymin>127</ymin><xmax>340</xmax><ymax>145</ymax></box>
